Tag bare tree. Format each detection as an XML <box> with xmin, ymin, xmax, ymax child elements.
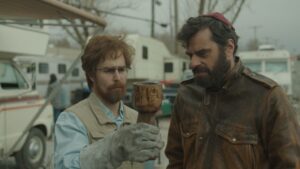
<box><xmin>197</xmin><ymin>0</ymin><xmax>247</xmax><ymax>24</ymax></box>
<box><xmin>54</xmin><ymin>0</ymin><xmax>140</xmax><ymax>48</ymax></box>
<box><xmin>198</xmin><ymin>0</ymin><xmax>206</xmax><ymax>16</ymax></box>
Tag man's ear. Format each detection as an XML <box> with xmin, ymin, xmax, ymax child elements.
<box><xmin>225</xmin><ymin>39</ymin><xmax>235</xmax><ymax>59</ymax></box>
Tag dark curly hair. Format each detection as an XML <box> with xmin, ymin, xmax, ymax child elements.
<box><xmin>177</xmin><ymin>15</ymin><xmax>239</xmax><ymax>55</ymax></box>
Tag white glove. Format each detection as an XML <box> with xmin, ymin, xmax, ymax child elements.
<box><xmin>80</xmin><ymin>123</ymin><xmax>164</xmax><ymax>169</ymax></box>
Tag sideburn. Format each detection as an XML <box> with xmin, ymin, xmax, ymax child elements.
<box><xmin>87</xmin><ymin>70</ymin><xmax>99</xmax><ymax>90</ymax></box>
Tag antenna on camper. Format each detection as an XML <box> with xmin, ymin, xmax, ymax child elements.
<box><xmin>249</xmin><ymin>25</ymin><xmax>262</xmax><ymax>50</ymax></box>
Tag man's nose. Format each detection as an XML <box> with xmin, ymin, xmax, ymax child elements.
<box><xmin>190</xmin><ymin>55</ymin><xmax>201</xmax><ymax>69</ymax></box>
<box><xmin>113</xmin><ymin>69</ymin><xmax>121</xmax><ymax>80</ymax></box>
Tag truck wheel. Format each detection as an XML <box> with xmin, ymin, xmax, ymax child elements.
<box><xmin>15</xmin><ymin>128</ymin><xmax>46</xmax><ymax>169</ymax></box>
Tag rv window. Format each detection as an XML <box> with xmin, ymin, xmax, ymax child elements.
<box><xmin>164</xmin><ymin>62</ymin><xmax>173</xmax><ymax>73</ymax></box>
<box><xmin>26</xmin><ymin>67</ymin><xmax>32</xmax><ymax>73</ymax></box>
<box><xmin>182</xmin><ymin>62</ymin><xmax>186</xmax><ymax>72</ymax></box>
<box><xmin>26</xmin><ymin>63</ymin><xmax>36</xmax><ymax>73</ymax></box>
<box><xmin>0</xmin><ymin>63</ymin><xmax>28</xmax><ymax>89</ymax></box>
<box><xmin>266</xmin><ymin>60</ymin><xmax>288</xmax><ymax>73</ymax></box>
<box><xmin>142</xmin><ymin>46</ymin><xmax>148</xmax><ymax>60</ymax></box>
<box><xmin>38</xmin><ymin>63</ymin><xmax>49</xmax><ymax>74</ymax></box>
<box><xmin>244</xmin><ymin>62</ymin><xmax>261</xmax><ymax>72</ymax></box>
<box><xmin>58</xmin><ymin>64</ymin><xmax>67</xmax><ymax>74</ymax></box>
<box><xmin>72</xmin><ymin>68</ymin><xmax>79</xmax><ymax>77</ymax></box>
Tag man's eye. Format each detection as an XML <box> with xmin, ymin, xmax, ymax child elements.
<box><xmin>104</xmin><ymin>68</ymin><xmax>115</xmax><ymax>73</ymax></box>
<box><xmin>118</xmin><ymin>67</ymin><xmax>126</xmax><ymax>72</ymax></box>
<box><xmin>196</xmin><ymin>52</ymin><xmax>208</xmax><ymax>58</ymax></box>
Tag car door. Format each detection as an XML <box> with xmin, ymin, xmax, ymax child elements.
<box><xmin>0</xmin><ymin>61</ymin><xmax>33</xmax><ymax>153</ymax></box>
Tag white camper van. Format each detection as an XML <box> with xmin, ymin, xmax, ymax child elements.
<box><xmin>164</xmin><ymin>57</ymin><xmax>189</xmax><ymax>82</ymax></box>
<box><xmin>239</xmin><ymin>46</ymin><xmax>293</xmax><ymax>96</ymax></box>
<box><xmin>0</xmin><ymin>25</ymin><xmax>53</xmax><ymax>169</ymax></box>
<box><xmin>14</xmin><ymin>53</ymin><xmax>85</xmax><ymax>98</ymax></box>
<box><xmin>125</xmin><ymin>34</ymin><xmax>173</xmax><ymax>82</ymax></box>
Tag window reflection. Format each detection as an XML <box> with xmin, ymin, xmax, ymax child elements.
<box><xmin>245</xmin><ymin>62</ymin><xmax>261</xmax><ymax>72</ymax></box>
<box><xmin>0</xmin><ymin>63</ymin><xmax>28</xmax><ymax>89</ymax></box>
<box><xmin>266</xmin><ymin>61</ymin><xmax>287</xmax><ymax>73</ymax></box>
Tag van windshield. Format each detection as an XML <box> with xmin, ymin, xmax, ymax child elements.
<box><xmin>0</xmin><ymin>62</ymin><xmax>29</xmax><ymax>89</ymax></box>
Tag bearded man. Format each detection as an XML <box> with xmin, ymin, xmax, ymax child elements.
<box><xmin>165</xmin><ymin>12</ymin><xmax>300</xmax><ymax>169</ymax></box>
<box><xmin>54</xmin><ymin>35</ymin><xmax>164</xmax><ymax>169</ymax></box>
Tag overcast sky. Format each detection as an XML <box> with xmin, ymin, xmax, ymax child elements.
<box><xmin>235</xmin><ymin>0</ymin><xmax>300</xmax><ymax>55</ymax></box>
<box><xmin>105</xmin><ymin>0</ymin><xmax>300</xmax><ymax>55</ymax></box>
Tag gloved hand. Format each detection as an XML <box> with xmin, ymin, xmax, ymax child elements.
<box><xmin>110</xmin><ymin>123</ymin><xmax>164</xmax><ymax>166</ymax></box>
<box><xmin>80</xmin><ymin>123</ymin><xmax>164</xmax><ymax>169</ymax></box>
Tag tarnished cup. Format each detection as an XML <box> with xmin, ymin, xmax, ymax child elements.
<box><xmin>133</xmin><ymin>81</ymin><xmax>163</xmax><ymax>124</ymax></box>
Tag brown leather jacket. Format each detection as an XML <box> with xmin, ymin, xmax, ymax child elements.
<box><xmin>165</xmin><ymin>58</ymin><xmax>300</xmax><ymax>169</ymax></box>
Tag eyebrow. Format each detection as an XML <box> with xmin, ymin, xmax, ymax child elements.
<box><xmin>186</xmin><ymin>49</ymin><xmax>211</xmax><ymax>57</ymax></box>
<box><xmin>99</xmin><ymin>65</ymin><xmax>126</xmax><ymax>69</ymax></box>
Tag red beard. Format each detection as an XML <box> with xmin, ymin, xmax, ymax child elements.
<box><xmin>108</xmin><ymin>82</ymin><xmax>125</xmax><ymax>90</ymax></box>
<box><xmin>103</xmin><ymin>82</ymin><xmax>126</xmax><ymax>104</ymax></box>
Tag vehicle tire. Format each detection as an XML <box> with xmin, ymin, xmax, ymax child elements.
<box><xmin>15</xmin><ymin>128</ymin><xmax>46</xmax><ymax>169</ymax></box>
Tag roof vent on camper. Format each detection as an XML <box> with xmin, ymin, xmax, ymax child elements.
<box><xmin>258</xmin><ymin>44</ymin><xmax>275</xmax><ymax>51</ymax></box>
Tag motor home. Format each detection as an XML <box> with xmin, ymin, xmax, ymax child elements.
<box><xmin>125</xmin><ymin>34</ymin><xmax>173</xmax><ymax>83</ymax></box>
<box><xmin>0</xmin><ymin>25</ymin><xmax>53</xmax><ymax>169</ymax></box>
<box><xmin>14</xmin><ymin>47</ymin><xmax>84</xmax><ymax>97</ymax></box>
<box><xmin>239</xmin><ymin>46</ymin><xmax>293</xmax><ymax>96</ymax></box>
<box><xmin>164</xmin><ymin>56</ymin><xmax>189</xmax><ymax>82</ymax></box>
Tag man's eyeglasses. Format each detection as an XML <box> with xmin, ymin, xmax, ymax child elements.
<box><xmin>96</xmin><ymin>66</ymin><xmax>128</xmax><ymax>75</ymax></box>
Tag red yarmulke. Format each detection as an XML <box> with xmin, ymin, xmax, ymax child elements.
<box><xmin>202</xmin><ymin>12</ymin><xmax>234</xmax><ymax>30</ymax></box>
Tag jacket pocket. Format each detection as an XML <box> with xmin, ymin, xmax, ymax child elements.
<box><xmin>89</xmin><ymin>125</ymin><xmax>115</xmax><ymax>143</ymax></box>
<box><xmin>215</xmin><ymin>123</ymin><xmax>258</xmax><ymax>144</ymax></box>
<box><xmin>89</xmin><ymin>130</ymin><xmax>105</xmax><ymax>143</ymax></box>
<box><xmin>180</xmin><ymin>119</ymin><xmax>210</xmax><ymax>150</ymax></box>
<box><xmin>180</xmin><ymin>120</ymin><xmax>198</xmax><ymax>138</ymax></box>
<box><xmin>215</xmin><ymin>123</ymin><xmax>258</xmax><ymax>169</ymax></box>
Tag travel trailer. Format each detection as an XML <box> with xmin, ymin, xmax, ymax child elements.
<box><xmin>125</xmin><ymin>34</ymin><xmax>173</xmax><ymax>83</ymax></box>
<box><xmin>14</xmin><ymin>47</ymin><xmax>84</xmax><ymax>97</ymax></box>
<box><xmin>164</xmin><ymin>56</ymin><xmax>189</xmax><ymax>82</ymax></box>
<box><xmin>0</xmin><ymin>25</ymin><xmax>53</xmax><ymax>168</ymax></box>
<box><xmin>239</xmin><ymin>46</ymin><xmax>293</xmax><ymax>96</ymax></box>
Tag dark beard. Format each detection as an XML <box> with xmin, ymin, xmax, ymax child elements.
<box><xmin>193</xmin><ymin>50</ymin><xmax>230</xmax><ymax>90</ymax></box>
<box><xmin>98</xmin><ymin>83</ymin><xmax>126</xmax><ymax>104</ymax></box>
